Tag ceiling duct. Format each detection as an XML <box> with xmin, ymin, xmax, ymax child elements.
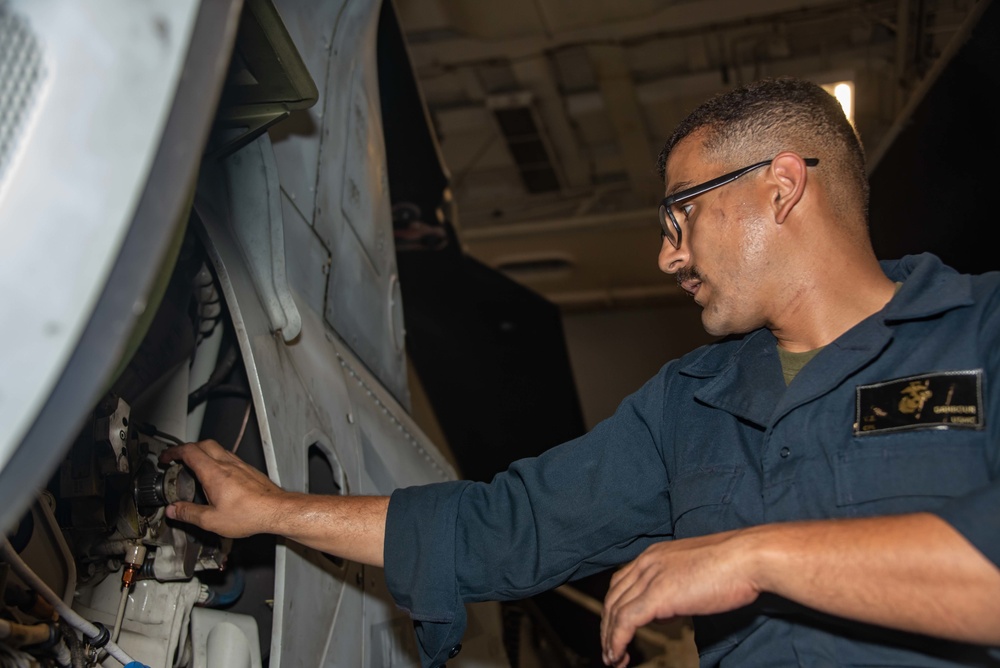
<box><xmin>487</xmin><ymin>91</ymin><xmax>561</xmax><ymax>195</ymax></box>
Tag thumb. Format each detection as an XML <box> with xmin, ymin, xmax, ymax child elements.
<box><xmin>166</xmin><ymin>500</ymin><xmax>209</xmax><ymax>528</ymax></box>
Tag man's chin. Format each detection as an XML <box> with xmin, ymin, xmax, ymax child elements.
<box><xmin>701</xmin><ymin>315</ymin><xmax>725</xmax><ymax>337</ymax></box>
<box><xmin>701</xmin><ymin>310</ymin><xmax>743</xmax><ymax>338</ymax></box>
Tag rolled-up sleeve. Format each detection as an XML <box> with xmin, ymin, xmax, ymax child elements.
<box><xmin>386</xmin><ymin>480</ymin><xmax>473</xmax><ymax>667</ymax></box>
<box><xmin>384</xmin><ymin>366</ymin><xmax>677</xmax><ymax>666</ymax></box>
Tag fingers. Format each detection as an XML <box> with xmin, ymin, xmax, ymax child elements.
<box><xmin>159</xmin><ymin>439</ymin><xmax>229</xmax><ymax>469</ymax></box>
<box><xmin>605</xmin><ymin>561</ymin><xmax>642</xmax><ymax>620</ymax></box>
<box><xmin>602</xmin><ymin>544</ymin><xmax>684</xmax><ymax>666</ymax></box>
<box><xmin>601</xmin><ymin>564</ymin><xmax>657</xmax><ymax>666</ymax></box>
<box><xmin>605</xmin><ymin>649</ymin><xmax>630</xmax><ymax>668</ymax></box>
<box><xmin>603</xmin><ymin>595</ymin><xmax>653</xmax><ymax>667</ymax></box>
<box><xmin>159</xmin><ymin>439</ymin><xmax>283</xmax><ymax>539</ymax></box>
<box><xmin>601</xmin><ymin>554</ymin><xmax>650</xmax><ymax>660</ymax></box>
<box><xmin>165</xmin><ymin>500</ymin><xmax>208</xmax><ymax>528</ymax></box>
<box><xmin>601</xmin><ymin>533</ymin><xmax>762</xmax><ymax>665</ymax></box>
<box><xmin>161</xmin><ymin>442</ymin><xmax>235</xmax><ymax>531</ymax></box>
<box><xmin>160</xmin><ymin>439</ymin><xmax>262</xmax><ymax>491</ymax></box>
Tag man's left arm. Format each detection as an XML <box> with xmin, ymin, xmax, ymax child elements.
<box><xmin>600</xmin><ymin>511</ymin><xmax>1000</xmax><ymax>668</ymax></box>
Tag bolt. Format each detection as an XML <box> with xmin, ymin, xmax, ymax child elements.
<box><xmin>119</xmin><ymin>430</ymin><xmax>127</xmax><ymax>441</ymax></box>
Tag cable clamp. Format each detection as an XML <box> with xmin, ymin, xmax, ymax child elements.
<box><xmin>85</xmin><ymin>622</ymin><xmax>110</xmax><ymax>648</ymax></box>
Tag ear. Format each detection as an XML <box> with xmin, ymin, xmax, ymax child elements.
<box><xmin>767</xmin><ymin>152</ymin><xmax>809</xmax><ymax>224</ymax></box>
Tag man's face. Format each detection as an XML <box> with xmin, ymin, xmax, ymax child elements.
<box><xmin>658</xmin><ymin>134</ymin><xmax>776</xmax><ymax>337</ymax></box>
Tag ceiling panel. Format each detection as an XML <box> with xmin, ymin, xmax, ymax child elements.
<box><xmin>394</xmin><ymin>0</ymin><xmax>985</xmax><ymax>310</ymax></box>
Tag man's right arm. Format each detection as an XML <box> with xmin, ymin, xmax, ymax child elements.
<box><xmin>160</xmin><ymin>439</ymin><xmax>389</xmax><ymax>567</ymax></box>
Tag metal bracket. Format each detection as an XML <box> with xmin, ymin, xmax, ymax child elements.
<box><xmin>218</xmin><ymin>133</ymin><xmax>302</xmax><ymax>342</ymax></box>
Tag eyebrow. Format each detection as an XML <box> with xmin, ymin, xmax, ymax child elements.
<box><xmin>664</xmin><ymin>179</ymin><xmax>694</xmax><ymax>199</ymax></box>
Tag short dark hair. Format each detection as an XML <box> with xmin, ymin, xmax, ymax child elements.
<box><xmin>656</xmin><ymin>77</ymin><xmax>869</xmax><ymax>221</ymax></box>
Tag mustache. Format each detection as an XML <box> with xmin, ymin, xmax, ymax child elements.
<box><xmin>675</xmin><ymin>267</ymin><xmax>701</xmax><ymax>288</ymax></box>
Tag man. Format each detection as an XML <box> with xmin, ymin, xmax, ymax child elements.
<box><xmin>162</xmin><ymin>77</ymin><xmax>1000</xmax><ymax>667</ymax></box>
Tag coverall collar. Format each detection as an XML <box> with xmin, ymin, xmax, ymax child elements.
<box><xmin>676</xmin><ymin>253</ymin><xmax>974</xmax><ymax>428</ymax></box>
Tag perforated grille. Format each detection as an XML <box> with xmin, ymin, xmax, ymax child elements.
<box><xmin>0</xmin><ymin>4</ymin><xmax>46</xmax><ymax>185</ymax></box>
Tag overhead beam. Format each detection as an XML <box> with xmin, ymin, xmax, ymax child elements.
<box><xmin>587</xmin><ymin>44</ymin><xmax>659</xmax><ymax>198</ymax></box>
<box><xmin>565</xmin><ymin>43</ymin><xmax>897</xmax><ymax>115</ymax></box>
<box><xmin>405</xmin><ymin>0</ymin><xmax>858</xmax><ymax>68</ymax></box>
<box><xmin>510</xmin><ymin>55</ymin><xmax>591</xmax><ymax>189</ymax></box>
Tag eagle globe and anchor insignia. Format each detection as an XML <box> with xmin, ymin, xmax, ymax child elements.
<box><xmin>854</xmin><ymin>370</ymin><xmax>984</xmax><ymax>435</ymax></box>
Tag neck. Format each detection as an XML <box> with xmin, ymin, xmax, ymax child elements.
<box><xmin>770</xmin><ymin>249</ymin><xmax>895</xmax><ymax>353</ymax></box>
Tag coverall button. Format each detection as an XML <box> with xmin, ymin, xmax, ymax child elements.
<box><xmin>779</xmin><ymin>447</ymin><xmax>790</xmax><ymax>458</ymax></box>
<box><xmin>449</xmin><ymin>643</ymin><xmax>462</xmax><ymax>658</ymax></box>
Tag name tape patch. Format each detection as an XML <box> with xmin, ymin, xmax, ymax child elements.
<box><xmin>854</xmin><ymin>369</ymin><xmax>983</xmax><ymax>436</ymax></box>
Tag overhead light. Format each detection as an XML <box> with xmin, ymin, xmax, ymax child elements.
<box><xmin>822</xmin><ymin>80</ymin><xmax>854</xmax><ymax>124</ymax></box>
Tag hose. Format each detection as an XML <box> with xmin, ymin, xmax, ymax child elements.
<box><xmin>0</xmin><ymin>619</ymin><xmax>73</xmax><ymax>668</ymax></box>
<box><xmin>0</xmin><ymin>618</ymin><xmax>50</xmax><ymax>645</ymax></box>
<box><xmin>187</xmin><ymin>342</ymin><xmax>240</xmax><ymax>411</ymax></box>
<box><xmin>112</xmin><ymin>585</ymin><xmax>129</xmax><ymax>643</ymax></box>
<box><xmin>201</xmin><ymin>567</ymin><xmax>245</xmax><ymax>608</ymax></box>
<box><xmin>1</xmin><ymin>537</ymin><xmax>137</xmax><ymax>666</ymax></box>
<box><xmin>50</xmin><ymin>638</ymin><xmax>72</xmax><ymax>667</ymax></box>
<box><xmin>59</xmin><ymin>620</ymin><xmax>87</xmax><ymax>668</ymax></box>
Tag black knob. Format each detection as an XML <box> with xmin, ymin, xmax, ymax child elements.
<box><xmin>135</xmin><ymin>463</ymin><xmax>195</xmax><ymax>513</ymax></box>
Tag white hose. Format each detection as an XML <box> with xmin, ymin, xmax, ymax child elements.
<box><xmin>112</xmin><ymin>585</ymin><xmax>129</xmax><ymax>642</ymax></box>
<box><xmin>50</xmin><ymin>638</ymin><xmax>72</xmax><ymax>668</ymax></box>
<box><xmin>0</xmin><ymin>538</ymin><xmax>137</xmax><ymax>666</ymax></box>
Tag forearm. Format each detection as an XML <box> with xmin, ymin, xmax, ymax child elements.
<box><xmin>161</xmin><ymin>440</ymin><xmax>389</xmax><ymax>567</ymax></box>
<box><xmin>268</xmin><ymin>492</ymin><xmax>389</xmax><ymax>567</ymax></box>
<box><xmin>744</xmin><ymin>512</ymin><xmax>1000</xmax><ymax>644</ymax></box>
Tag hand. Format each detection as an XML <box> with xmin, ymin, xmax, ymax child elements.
<box><xmin>600</xmin><ymin>531</ymin><xmax>760</xmax><ymax>667</ymax></box>
<box><xmin>159</xmin><ymin>439</ymin><xmax>286</xmax><ymax>538</ymax></box>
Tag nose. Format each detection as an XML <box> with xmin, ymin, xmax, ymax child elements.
<box><xmin>658</xmin><ymin>234</ymin><xmax>688</xmax><ymax>274</ymax></box>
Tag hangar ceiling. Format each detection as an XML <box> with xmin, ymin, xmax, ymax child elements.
<box><xmin>393</xmin><ymin>0</ymin><xmax>988</xmax><ymax>310</ymax></box>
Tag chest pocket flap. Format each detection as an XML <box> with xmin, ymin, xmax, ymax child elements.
<box><xmin>836</xmin><ymin>440</ymin><xmax>989</xmax><ymax>508</ymax></box>
<box><xmin>670</xmin><ymin>466</ymin><xmax>743</xmax><ymax>538</ymax></box>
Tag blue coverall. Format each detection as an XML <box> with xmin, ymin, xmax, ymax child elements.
<box><xmin>386</xmin><ymin>253</ymin><xmax>1000</xmax><ymax>667</ymax></box>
